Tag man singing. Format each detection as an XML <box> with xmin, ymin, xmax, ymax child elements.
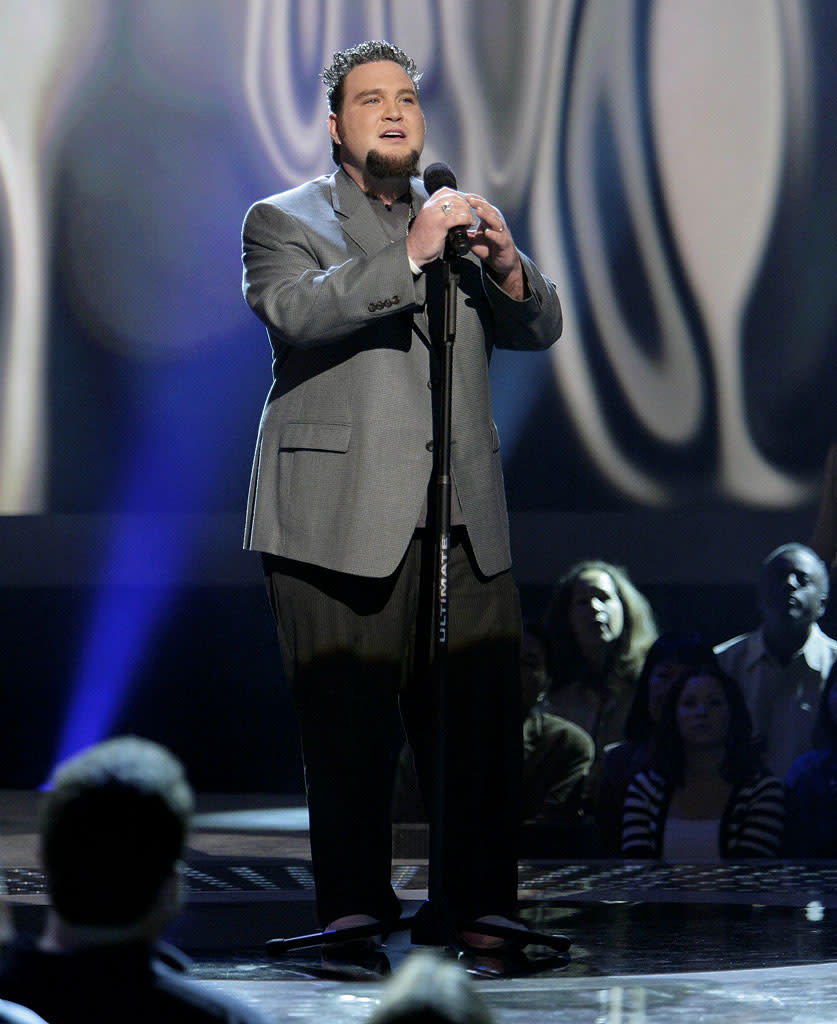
<box><xmin>241</xmin><ymin>40</ymin><xmax>562</xmax><ymax>954</ymax></box>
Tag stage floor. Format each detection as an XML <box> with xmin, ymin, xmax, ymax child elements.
<box><xmin>3</xmin><ymin>791</ymin><xmax>837</xmax><ymax>1023</ymax></box>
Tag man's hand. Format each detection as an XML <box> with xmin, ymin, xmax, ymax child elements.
<box><xmin>406</xmin><ymin>187</ymin><xmax>525</xmax><ymax>300</ymax></box>
<box><xmin>465</xmin><ymin>193</ymin><xmax>525</xmax><ymax>300</ymax></box>
<box><xmin>406</xmin><ymin>186</ymin><xmax>472</xmax><ymax>267</ymax></box>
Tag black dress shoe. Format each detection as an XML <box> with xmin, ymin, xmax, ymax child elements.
<box><xmin>459</xmin><ymin>917</ymin><xmax>571</xmax><ymax>954</ymax></box>
<box><xmin>320</xmin><ymin>936</ymin><xmax>391</xmax><ymax>976</ymax></box>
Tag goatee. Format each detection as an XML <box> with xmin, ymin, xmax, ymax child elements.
<box><xmin>365</xmin><ymin>148</ymin><xmax>421</xmax><ymax>181</ymax></box>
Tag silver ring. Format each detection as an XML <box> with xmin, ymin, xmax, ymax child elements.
<box><xmin>441</xmin><ymin>201</ymin><xmax>452</xmax><ymax>216</ymax></box>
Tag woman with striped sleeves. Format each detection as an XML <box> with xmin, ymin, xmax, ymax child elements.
<box><xmin>621</xmin><ymin>665</ymin><xmax>784</xmax><ymax>860</ymax></box>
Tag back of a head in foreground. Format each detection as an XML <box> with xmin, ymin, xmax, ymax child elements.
<box><xmin>40</xmin><ymin>736</ymin><xmax>194</xmax><ymax>928</ymax></box>
<box><xmin>369</xmin><ymin>951</ymin><xmax>496</xmax><ymax>1024</ymax></box>
<box><xmin>0</xmin><ymin>1000</ymin><xmax>51</xmax><ymax>1024</ymax></box>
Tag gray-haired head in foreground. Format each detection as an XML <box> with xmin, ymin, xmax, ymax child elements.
<box><xmin>369</xmin><ymin>951</ymin><xmax>496</xmax><ymax>1024</ymax></box>
<box><xmin>41</xmin><ymin>736</ymin><xmax>194</xmax><ymax>927</ymax></box>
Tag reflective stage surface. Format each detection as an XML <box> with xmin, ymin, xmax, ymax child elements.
<box><xmin>3</xmin><ymin>792</ymin><xmax>837</xmax><ymax>1023</ymax></box>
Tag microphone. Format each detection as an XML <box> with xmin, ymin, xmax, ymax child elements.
<box><xmin>423</xmin><ymin>162</ymin><xmax>471</xmax><ymax>257</ymax></box>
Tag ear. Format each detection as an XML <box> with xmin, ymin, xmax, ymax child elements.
<box><xmin>328</xmin><ymin>112</ymin><xmax>341</xmax><ymax>147</ymax></box>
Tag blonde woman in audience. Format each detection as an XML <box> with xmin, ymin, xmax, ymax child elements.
<box><xmin>543</xmin><ymin>560</ymin><xmax>657</xmax><ymax>805</ymax></box>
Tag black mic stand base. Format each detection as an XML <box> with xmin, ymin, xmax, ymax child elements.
<box><xmin>265</xmin><ymin>909</ymin><xmax>571</xmax><ymax>962</ymax></box>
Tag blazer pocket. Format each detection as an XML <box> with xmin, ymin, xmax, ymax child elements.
<box><xmin>278</xmin><ymin>421</ymin><xmax>351</xmax><ymax>453</ymax></box>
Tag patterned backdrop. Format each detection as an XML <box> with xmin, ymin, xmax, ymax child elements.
<box><xmin>1</xmin><ymin>0</ymin><xmax>836</xmax><ymax>541</ymax></box>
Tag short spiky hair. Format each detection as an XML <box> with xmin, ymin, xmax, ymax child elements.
<box><xmin>322</xmin><ymin>40</ymin><xmax>421</xmax><ymax>114</ymax></box>
<box><xmin>323</xmin><ymin>41</ymin><xmax>421</xmax><ymax>165</ymax></box>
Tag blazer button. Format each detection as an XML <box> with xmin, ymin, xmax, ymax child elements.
<box><xmin>425</xmin><ymin>441</ymin><xmax>434</xmax><ymax>452</ymax></box>
<box><xmin>368</xmin><ymin>302</ymin><xmax>376</xmax><ymax>312</ymax></box>
<box><xmin>392</xmin><ymin>295</ymin><xmax>399</xmax><ymax>303</ymax></box>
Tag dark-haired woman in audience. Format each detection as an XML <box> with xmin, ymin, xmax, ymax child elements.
<box><xmin>784</xmin><ymin>662</ymin><xmax>837</xmax><ymax>857</ymax></box>
<box><xmin>621</xmin><ymin>665</ymin><xmax>784</xmax><ymax>859</ymax></box>
<box><xmin>595</xmin><ymin>633</ymin><xmax>718</xmax><ymax>855</ymax></box>
<box><xmin>543</xmin><ymin>560</ymin><xmax>657</xmax><ymax>806</ymax></box>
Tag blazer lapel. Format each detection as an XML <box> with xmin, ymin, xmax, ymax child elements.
<box><xmin>331</xmin><ymin>168</ymin><xmax>386</xmax><ymax>254</ymax></box>
<box><xmin>330</xmin><ymin>168</ymin><xmax>430</xmax><ymax>254</ymax></box>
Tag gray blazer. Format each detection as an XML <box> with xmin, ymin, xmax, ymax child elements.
<box><xmin>242</xmin><ymin>167</ymin><xmax>562</xmax><ymax>579</ymax></box>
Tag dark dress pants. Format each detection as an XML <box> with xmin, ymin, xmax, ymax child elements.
<box><xmin>263</xmin><ymin>529</ymin><xmax>522</xmax><ymax>928</ymax></box>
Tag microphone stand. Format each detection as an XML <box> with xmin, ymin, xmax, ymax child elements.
<box><xmin>412</xmin><ymin>243</ymin><xmax>460</xmax><ymax>950</ymax></box>
<box><xmin>410</xmin><ymin>241</ymin><xmax>571</xmax><ymax>962</ymax></box>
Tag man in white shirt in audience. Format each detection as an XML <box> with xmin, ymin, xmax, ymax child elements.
<box><xmin>715</xmin><ymin>542</ymin><xmax>837</xmax><ymax>779</ymax></box>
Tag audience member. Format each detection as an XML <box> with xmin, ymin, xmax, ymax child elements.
<box><xmin>595</xmin><ymin>632</ymin><xmax>718</xmax><ymax>855</ymax></box>
<box><xmin>715</xmin><ymin>542</ymin><xmax>837</xmax><ymax>778</ymax></box>
<box><xmin>784</xmin><ymin>662</ymin><xmax>837</xmax><ymax>857</ymax></box>
<box><xmin>519</xmin><ymin>621</ymin><xmax>595</xmax><ymax>821</ymax></box>
<box><xmin>369</xmin><ymin>950</ymin><xmax>496</xmax><ymax>1024</ymax></box>
<box><xmin>392</xmin><ymin>620</ymin><xmax>595</xmax><ymax>824</ymax></box>
<box><xmin>543</xmin><ymin>560</ymin><xmax>657</xmax><ymax>804</ymax></box>
<box><xmin>0</xmin><ymin>1000</ymin><xmax>48</xmax><ymax>1024</ymax></box>
<box><xmin>0</xmin><ymin>878</ymin><xmax>46</xmax><ymax>1024</ymax></box>
<box><xmin>0</xmin><ymin>736</ymin><xmax>274</xmax><ymax>1024</ymax></box>
<box><xmin>621</xmin><ymin>665</ymin><xmax>784</xmax><ymax>859</ymax></box>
